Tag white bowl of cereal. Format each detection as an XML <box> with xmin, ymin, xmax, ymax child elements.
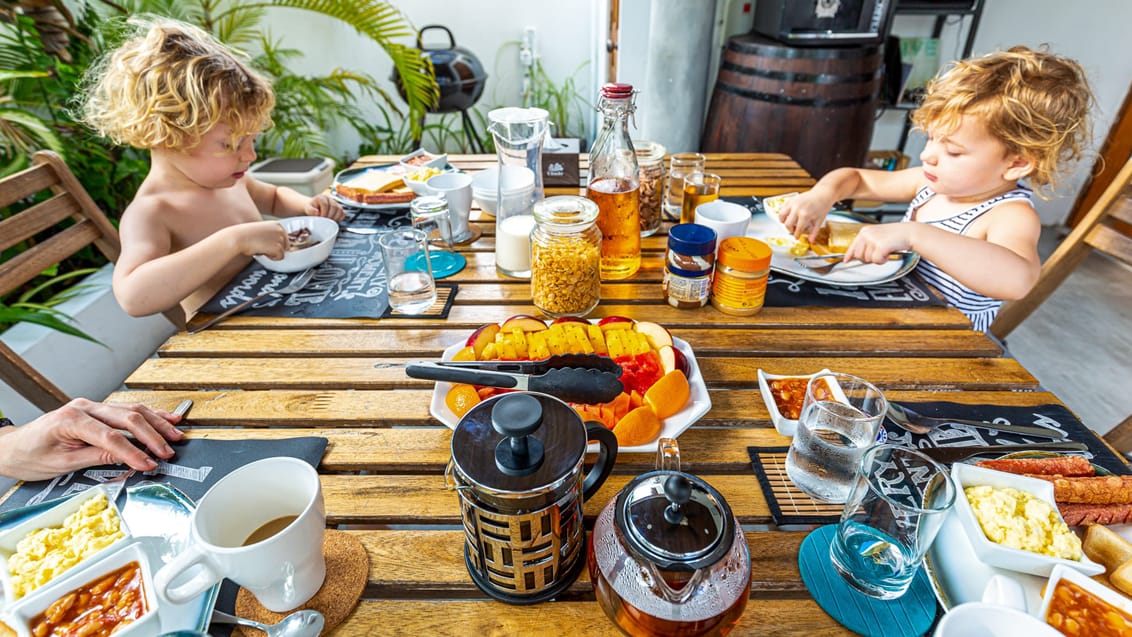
<box><xmin>2</xmin><ymin>541</ymin><xmax>159</xmax><ymax>637</ymax></box>
<box><xmin>951</xmin><ymin>463</ymin><xmax>1103</xmax><ymax>577</ymax></box>
<box><xmin>0</xmin><ymin>485</ymin><xmax>132</xmax><ymax>606</ymax></box>
<box><xmin>253</xmin><ymin>216</ymin><xmax>338</xmax><ymax>273</ymax></box>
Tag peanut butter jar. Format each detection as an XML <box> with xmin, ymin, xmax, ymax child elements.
<box><xmin>711</xmin><ymin>237</ymin><xmax>771</xmax><ymax>316</ymax></box>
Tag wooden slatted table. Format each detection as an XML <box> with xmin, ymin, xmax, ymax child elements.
<box><xmin>95</xmin><ymin>153</ymin><xmax>1088</xmax><ymax>634</ymax></box>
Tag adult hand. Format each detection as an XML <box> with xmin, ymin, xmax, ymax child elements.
<box><xmin>0</xmin><ymin>398</ymin><xmax>185</xmax><ymax>481</ymax></box>
<box><xmin>306</xmin><ymin>193</ymin><xmax>345</xmax><ymax>222</ymax></box>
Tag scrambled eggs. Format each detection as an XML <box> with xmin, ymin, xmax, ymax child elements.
<box><xmin>6</xmin><ymin>492</ymin><xmax>124</xmax><ymax>599</ymax></box>
<box><xmin>965</xmin><ymin>485</ymin><xmax>1082</xmax><ymax>560</ymax></box>
<box><xmin>404</xmin><ymin>166</ymin><xmax>443</xmax><ymax>183</ymax></box>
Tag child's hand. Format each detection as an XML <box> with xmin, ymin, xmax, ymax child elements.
<box><xmin>306</xmin><ymin>193</ymin><xmax>345</xmax><ymax>221</ymax></box>
<box><xmin>232</xmin><ymin>220</ymin><xmax>289</xmax><ymax>259</ymax></box>
<box><xmin>843</xmin><ymin>222</ymin><xmax>915</xmax><ymax>264</ymax></box>
<box><xmin>779</xmin><ymin>191</ymin><xmax>834</xmax><ymax>241</ymax></box>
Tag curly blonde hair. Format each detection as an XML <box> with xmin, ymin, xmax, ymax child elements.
<box><xmin>79</xmin><ymin>16</ymin><xmax>274</xmax><ymax>151</ymax></box>
<box><xmin>911</xmin><ymin>46</ymin><xmax>1093</xmax><ymax>195</ymax></box>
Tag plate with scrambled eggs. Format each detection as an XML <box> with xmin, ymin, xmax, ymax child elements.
<box><xmin>923</xmin><ymin>463</ymin><xmax>1104</xmax><ymax>612</ymax></box>
<box><xmin>748</xmin><ymin>207</ymin><xmax>920</xmax><ymax>286</ymax></box>
<box><xmin>0</xmin><ymin>483</ymin><xmax>217</xmax><ymax>634</ymax></box>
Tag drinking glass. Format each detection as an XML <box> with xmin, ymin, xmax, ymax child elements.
<box><xmin>830</xmin><ymin>444</ymin><xmax>957</xmax><ymax>599</ymax></box>
<box><xmin>679</xmin><ymin>172</ymin><xmax>721</xmax><ymax>225</ymax></box>
<box><xmin>784</xmin><ymin>371</ymin><xmax>887</xmax><ymax>503</ymax></box>
<box><xmin>664</xmin><ymin>152</ymin><xmax>705</xmax><ymax>221</ymax></box>
<box><xmin>379</xmin><ymin>228</ymin><xmax>437</xmax><ymax>314</ymax></box>
<box><xmin>410</xmin><ymin>195</ymin><xmax>466</xmax><ymax>278</ymax></box>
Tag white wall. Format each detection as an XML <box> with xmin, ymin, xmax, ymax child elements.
<box><xmin>871</xmin><ymin>0</ymin><xmax>1132</xmax><ymax>224</ymax></box>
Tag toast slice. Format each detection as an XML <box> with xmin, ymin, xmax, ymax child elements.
<box><xmin>335</xmin><ymin>170</ymin><xmax>415</xmax><ymax>204</ymax></box>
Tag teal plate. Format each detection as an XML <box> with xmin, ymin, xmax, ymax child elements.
<box><xmin>0</xmin><ymin>482</ymin><xmax>218</xmax><ymax>633</ymax></box>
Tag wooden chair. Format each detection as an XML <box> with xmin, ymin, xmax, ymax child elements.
<box><xmin>1103</xmin><ymin>414</ymin><xmax>1132</xmax><ymax>456</ymax></box>
<box><xmin>0</xmin><ymin>151</ymin><xmax>183</xmax><ymax>412</ymax></box>
<box><xmin>991</xmin><ymin>154</ymin><xmax>1132</xmax><ymax>339</ymax></box>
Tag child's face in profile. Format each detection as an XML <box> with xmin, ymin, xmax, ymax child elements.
<box><xmin>919</xmin><ymin>114</ymin><xmax>1027</xmax><ymax>202</ymax></box>
<box><xmin>172</xmin><ymin>123</ymin><xmax>260</xmax><ymax>189</ymax></box>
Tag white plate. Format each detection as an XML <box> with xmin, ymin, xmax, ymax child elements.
<box><xmin>428</xmin><ymin>336</ymin><xmax>711</xmax><ymax>453</ymax></box>
<box><xmin>331</xmin><ymin>163</ymin><xmax>416</xmax><ymax>211</ymax></box>
<box><xmin>924</xmin><ymin>465</ymin><xmax>1104</xmax><ymax>613</ymax></box>
<box><xmin>746</xmin><ymin>211</ymin><xmax>920</xmax><ymax>286</ymax></box>
<box><xmin>0</xmin><ymin>483</ymin><xmax>218</xmax><ymax>634</ymax></box>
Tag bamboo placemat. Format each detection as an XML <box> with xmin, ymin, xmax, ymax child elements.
<box><xmin>748</xmin><ymin>446</ymin><xmax>844</xmax><ymax>526</ymax></box>
<box><xmin>380</xmin><ymin>282</ymin><xmax>458</xmax><ymax>319</ymax></box>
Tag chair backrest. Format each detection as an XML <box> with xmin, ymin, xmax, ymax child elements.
<box><xmin>0</xmin><ymin>151</ymin><xmax>181</xmax><ymax>411</ymax></box>
<box><xmin>991</xmin><ymin>154</ymin><xmax>1132</xmax><ymax>339</ymax></box>
<box><xmin>1103</xmin><ymin>414</ymin><xmax>1132</xmax><ymax>456</ymax></box>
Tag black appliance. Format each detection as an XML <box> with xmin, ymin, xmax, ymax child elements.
<box><xmin>392</xmin><ymin>25</ymin><xmax>488</xmax><ymax>152</ymax></box>
<box><xmin>753</xmin><ymin>0</ymin><xmax>896</xmax><ymax>46</ymax></box>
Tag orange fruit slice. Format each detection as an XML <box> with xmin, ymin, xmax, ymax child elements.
<box><xmin>445</xmin><ymin>383</ymin><xmax>481</xmax><ymax>417</ymax></box>
<box><xmin>452</xmin><ymin>346</ymin><xmax>476</xmax><ymax>361</ymax></box>
<box><xmin>613</xmin><ymin>406</ymin><xmax>662</xmax><ymax>447</ymax></box>
<box><xmin>644</xmin><ymin>370</ymin><xmax>690</xmax><ymax>419</ymax></box>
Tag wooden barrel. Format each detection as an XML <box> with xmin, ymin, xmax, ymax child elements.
<box><xmin>702</xmin><ymin>33</ymin><xmax>883</xmax><ymax>180</ymax></box>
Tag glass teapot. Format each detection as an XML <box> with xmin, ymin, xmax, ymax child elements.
<box><xmin>588</xmin><ymin>438</ymin><xmax>751</xmax><ymax>636</ymax></box>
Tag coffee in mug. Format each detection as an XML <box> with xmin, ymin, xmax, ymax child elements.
<box><xmin>154</xmin><ymin>456</ymin><xmax>326</xmax><ymax>612</ymax></box>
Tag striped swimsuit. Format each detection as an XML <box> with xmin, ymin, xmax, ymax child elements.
<box><xmin>902</xmin><ymin>186</ymin><xmax>1034</xmax><ymax>332</ymax></box>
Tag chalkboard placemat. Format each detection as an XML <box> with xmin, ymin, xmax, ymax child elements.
<box><xmin>765</xmin><ymin>271</ymin><xmax>945</xmax><ymax>308</ymax></box>
<box><xmin>198</xmin><ymin>230</ymin><xmax>391</xmax><ymax>319</ymax></box>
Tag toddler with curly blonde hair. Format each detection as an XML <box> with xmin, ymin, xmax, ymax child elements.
<box><xmin>79</xmin><ymin>16</ymin><xmax>343</xmax><ymax>318</ymax></box>
<box><xmin>779</xmin><ymin>46</ymin><xmax>1093</xmax><ymax>332</ymax></box>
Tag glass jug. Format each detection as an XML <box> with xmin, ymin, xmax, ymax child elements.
<box><xmin>487</xmin><ymin>107</ymin><xmax>549</xmax><ymax>279</ymax></box>
<box><xmin>589</xmin><ymin>438</ymin><xmax>751</xmax><ymax>636</ymax></box>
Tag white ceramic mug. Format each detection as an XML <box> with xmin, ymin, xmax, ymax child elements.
<box><xmin>693</xmin><ymin>200</ymin><xmax>751</xmax><ymax>250</ymax></box>
<box><xmin>934</xmin><ymin>602</ymin><xmax>1061</xmax><ymax>637</ymax></box>
<box><xmin>427</xmin><ymin>172</ymin><xmax>474</xmax><ymax>243</ymax></box>
<box><xmin>154</xmin><ymin>457</ymin><xmax>326</xmax><ymax>612</ymax></box>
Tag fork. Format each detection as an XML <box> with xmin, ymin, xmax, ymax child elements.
<box><xmin>188</xmin><ymin>268</ymin><xmax>316</xmax><ymax>334</ymax></box>
<box><xmin>794</xmin><ymin>250</ymin><xmax>913</xmax><ymax>275</ymax></box>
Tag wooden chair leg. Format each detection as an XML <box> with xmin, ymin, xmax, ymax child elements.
<box><xmin>1103</xmin><ymin>414</ymin><xmax>1132</xmax><ymax>456</ymax></box>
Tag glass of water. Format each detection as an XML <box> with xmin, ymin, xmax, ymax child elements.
<box><xmin>378</xmin><ymin>228</ymin><xmax>437</xmax><ymax>314</ymax></box>
<box><xmin>831</xmin><ymin>444</ymin><xmax>956</xmax><ymax>599</ymax></box>
<box><xmin>784</xmin><ymin>371</ymin><xmax>887</xmax><ymax>503</ymax></box>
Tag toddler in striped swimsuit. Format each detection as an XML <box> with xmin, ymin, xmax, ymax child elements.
<box><xmin>778</xmin><ymin>46</ymin><xmax>1094</xmax><ymax>332</ymax></box>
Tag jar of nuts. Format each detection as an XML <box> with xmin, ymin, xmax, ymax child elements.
<box><xmin>531</xmin><ymin>196</ymin><xmax>602</xmax><ymax>318</ymax></box>
<box><xmin>634</xmin><ymin>140</ymin><xmax>666</xmax><ymax>237</ymax></box>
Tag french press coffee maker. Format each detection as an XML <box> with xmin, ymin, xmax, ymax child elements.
<box><xmin>446</xmin><ymin>392</ymin><xmax>617</xmax><ymax>604</ymax></box>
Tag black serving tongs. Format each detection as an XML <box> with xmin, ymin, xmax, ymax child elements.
<box><xmin>406</xmin><ymin>354</ymin><xmax>624</xmax><ymax>404</ymax></box>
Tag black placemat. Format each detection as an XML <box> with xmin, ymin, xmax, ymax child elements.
<box><xmin>749</xmin><ymin>402</ymin><xmax>1128</xmax><ymax>527</ymax></box>
<box><xmin>883</xmin><ymin>402</ymin><xmax>1130</xmax><ymax>476</ymax></box>
<box><xmin>765</xmin><ymin>271</ymin><xmax>945</xmax><ymax>308</ymax></box>
<box><xmin>0</xmin><ymin>436</ymin><xmax>329</xmax><ymax>511</ymax></box>
<box><xmin>198</xmin><ymin>229</ymin><xmax>392</xmax><ymax>319</ymax></box>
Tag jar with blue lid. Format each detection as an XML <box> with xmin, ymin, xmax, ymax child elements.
<box><xmin>662</xmin><ymin>224</ymin><xmax>717</xmax><ymax>309</ymax></box>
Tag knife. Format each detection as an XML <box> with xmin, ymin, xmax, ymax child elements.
<box><xmin>405</xmin><ymin>362</ymin><xmax>624</xmax><ymax>404</ymax></box>
<box><xmin>436</xmin><ymin>353</ymin><xmax>623</xmax><ymax>377</ymax></box>
<box><xmin>915</xmin><ymin>441</ymin><xmax>1089</xmax><ymax>464</ymax></box>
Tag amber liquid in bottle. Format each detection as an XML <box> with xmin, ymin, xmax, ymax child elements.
<box><xmin>588</xmin><ymin>544</ymin><xmax>750</xmax><ymax>637</ymax></box>
<box><xmin>588</xmin><ymin>177</ymin><xmax>641</xmax><ymax>279</ymax></box>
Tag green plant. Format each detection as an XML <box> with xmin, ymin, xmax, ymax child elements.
<box><xmin>523</xmin><ymin>58</ymin><xmax>590</xmax><ymax>141</ymax></box>
<box><xmin>0</xmin><ymin>0</ymin><xmax>437</xmax><ymax>325</ymax></box>
<box><xmin>0</xmin><ymin>268</ymin><xmax>103</xmax><ymax>343</ymax></box>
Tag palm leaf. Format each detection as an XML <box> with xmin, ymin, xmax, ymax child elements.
<box><xmin>225</xmin><ymin>0</ymin><xmax>437</xmax><ymax>137</ymax></box>
<box><xmin>0</xmin><ymin>106</ymin><xmax>66</xmax><ymax>158</ymax></box>
<box><xmin>0</xmin><ymin>305</ymin><xmax>103</xmax><ymax>345</ymax></box>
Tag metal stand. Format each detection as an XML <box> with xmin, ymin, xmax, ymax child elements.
<box><xmin>411</xmin><ymin>109</ymin><xmax>487</xmax><ymax>154</ymax></box>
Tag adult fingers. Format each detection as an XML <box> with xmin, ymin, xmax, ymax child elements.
<box><xmin>67</xmin><ymin>418</ymin><xmax>159</xmax><ymax>471</ymax></box>
<box><xmin>87</xmin><ymin>402</ymin><xmax>178</xmax><ymax>459</ymax></box>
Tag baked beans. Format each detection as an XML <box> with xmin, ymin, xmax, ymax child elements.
<box><xmin>30</xmin><ymin>561</ymin><xmax>146</xmax><ymax>637</ymax></box>
<box><xmin>769</xmin><ymin>377</ymin><xmax>831</xmax><ymax>420</ymax></box>
<box><xmin>1046</xmin><ymin>578</ymin><xmax>1132</xmax><ymax>637</ymax></box>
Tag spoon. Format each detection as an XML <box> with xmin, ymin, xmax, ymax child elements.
<box><xmin>340</xmin><ymin>225</ymin><xmax>380</xmax><ymax>235</ymax></box>
<box><xmin>211</xmin><ymin>608</ymin><xmax>325</xmax><ymax>637</ymax></box>
<box><xmin>886</xmin><ymin>402</ymin><xmax>1068</xmax><ymax>439</ymax></box>
<box><xmin>188</xmin><ymin>268</ymin><xmax>316</xmax><ymax>334</ymax></box>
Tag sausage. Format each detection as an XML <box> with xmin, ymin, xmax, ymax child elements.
<box><xmin>1059</xmin><ymin>503</ymin><xmax>1132</xmax><ymax>526</ymax></box>
<box><xmin>975</xmin><ymin>455</ymin><xmax>1095</xmax><ymax>477</ymax></box>
<box><xmin>1031</xmin><ymin>475</ymin><xmax>1132</xmax><ymax>505</ymax></box>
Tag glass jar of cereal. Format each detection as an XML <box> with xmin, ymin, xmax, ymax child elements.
<box><xmin>634</xmin><ymin>140</ymin><xmax>666</xmax><ymax>237</ymax></box>
<box><xmin>531</xmin><ymin>196</ymin><xmax>602</xmax><ymax>318</ymax></box>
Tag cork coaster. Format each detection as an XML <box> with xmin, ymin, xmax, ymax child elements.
<box><xmin>234</xmin><ymin>530</ymin><xmax>367</xmax><ymax>637</ymax></box>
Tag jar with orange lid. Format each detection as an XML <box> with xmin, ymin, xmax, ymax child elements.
<box><xmin>711</xmin><ymin>237</ymin><xmax>772</xmax><ymax>315</ymax></box>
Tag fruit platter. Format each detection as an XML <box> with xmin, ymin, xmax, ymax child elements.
<box><xmin>428</xmin><ymin>315</ymin><xmax>711</xmax><ymax>452</ymax></box>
